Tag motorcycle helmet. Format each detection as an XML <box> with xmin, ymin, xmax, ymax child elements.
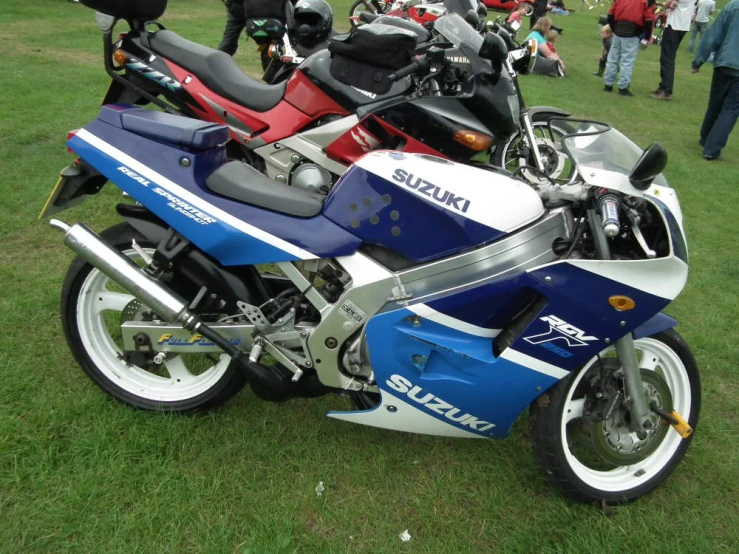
<box><xmin>292</xmin><ymin>0</ymin><xmax>333</xmax><ymax>46</ymax></box>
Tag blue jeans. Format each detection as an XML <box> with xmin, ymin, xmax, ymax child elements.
<box><xmin>688</xmin><ymin>20</ymin><xmax>709</xmax><ymax>53</ymax></box>
<box><xmin>701</xmin><ymin>68</ymin><xmax>739</xmax><ymax>158</ymax></box>
<box><xmin>604</xmin><ymin>35</ymin><xmax>640</xmax><ymax>90</ymax></box>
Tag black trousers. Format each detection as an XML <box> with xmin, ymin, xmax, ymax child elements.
<box><xmin>658</xmin><ymin>26</ymin><xmax>687</xmax><ymax>95</ymax></box>
<box><xmin>218</xmin><ymin>1</ymin><xmax>247</xmax><ymax>56</ymax></box>
<box><xmin>700</xmin><ymin>68</ymin><xmax>739</xmax><ymax>158</ymax></box>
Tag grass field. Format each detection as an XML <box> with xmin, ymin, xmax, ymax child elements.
<box><xmin>1</xmin><ymin>0</ymin><xmax>738</xmax><ymax>552</ymax></box>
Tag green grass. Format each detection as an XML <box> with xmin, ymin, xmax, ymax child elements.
<box><xmin>1</xmin><ymin>0</ymin><xmax>738</xmax><ymax>552</ymax></box>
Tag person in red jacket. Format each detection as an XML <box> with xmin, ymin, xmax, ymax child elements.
<box><xmin>603</xmin><ymin>0</ymin><xmax>654</xmax><ymax>96</ymax></box>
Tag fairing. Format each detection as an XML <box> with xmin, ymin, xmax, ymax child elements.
<box><xmin>324</xmin><ymin>151</ymin><xmax>545</xmax><ymax>262</ymax></box>
<box><xmin>68</xmin><ymin>106</ymin><xmax>361</xmax><ymax>265</ymax></box>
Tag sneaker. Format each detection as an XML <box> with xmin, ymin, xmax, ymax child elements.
<box><xmin>593</xmin><ymin>70</ymin><xmax>604</xmax><ymax>76</ymax></box>
<box><xmin>704</xmin><ymin>154</ymin><xmax>721</xmax><ymax>161</ymax></box>
<box><xmin>618</xmin><ymin>88</ymin><xmax>634</xmax><ymax>96</ymax></box>
<box><xmin>603</xmin><ymin>85</ymin><xmax>613</xmax><ymax>92</ymax></box>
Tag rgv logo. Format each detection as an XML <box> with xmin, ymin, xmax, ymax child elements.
<box><xmin>392</xmin><ymin>168</ymin><xmax>471</xmax><ymax>214</ymax></box>
<box><xmin>524</xmin><ymin>315</ymin><xmax>599</xmax><ymax>348</ymax></box>
<box><xmin>385</xmin><ymin>374</ymin><xmax>495</xmax><ymax>433</ymax></box>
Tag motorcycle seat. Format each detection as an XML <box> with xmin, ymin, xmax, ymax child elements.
<box><xmin>148</xmin><ymin>30</ymin><xmax>287</xmax><ymax>113</ymax></box>
<box><xmin>206</xmin><ymin>161</ymin><xmax>325</xmax><ymax>218</ymax></box>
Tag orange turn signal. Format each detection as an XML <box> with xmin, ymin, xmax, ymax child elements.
<box><xmin>453</xmin><ymin>130</ymin><xmax>493</xmax><ymax>152</ymax></box>
<box><xmin>113</xmin><ymin>49</ymin><xmax>127</xmax><ymax>66</ymax></box>
<box><xmin>609</xmin><ymin>295</ymin><xmax>636</xmax><ymax>311</ymax></box>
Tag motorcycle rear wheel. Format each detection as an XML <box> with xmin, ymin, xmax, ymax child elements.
<box><xmin>60</xmin><ymin>223</ymin><xmax>247</xmax><ymax>411</ymax></box>
<box><xmin>529</xmin><ymin>330</ymin><xmax>700</xmax><ymax>503</ymax></box>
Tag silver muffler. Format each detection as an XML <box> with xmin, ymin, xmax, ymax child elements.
<box><xmin>49</xmin><ymin>219</ymin><xmax>198</xmax><ymax>329</ymax></box>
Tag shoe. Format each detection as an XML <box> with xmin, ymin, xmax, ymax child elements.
<box><xmin>552</xmin><ymin>26</ymin><xmax>564</xmax><ymax>34</ymax></box>
<box><xmin>603</xmin><ymin>85</ymin><xmax>613</xmax><ymax>92</ymax></box>
<box><xmin>618</xmin><ymin>88</ymin><xmax>634</xmax><ymax>96</ymax></box>
<box><xmin>593</xmin><ymin>70</ymin><xmax>604</xmax><ymax>76</ymax></box>
<box><xmin>651</xmin><ymin>87</ymin><xmax>663</xmax><ymax>95</ymax></box>
<box><xmin>651</xmin><ymin>90</ymin><xmax>672</xmax><ymax>100</ymax></box>
<box><xmin>704</xmin><ymin>155</ymin><xmax>721</xmax><ymax>161</ymax></box>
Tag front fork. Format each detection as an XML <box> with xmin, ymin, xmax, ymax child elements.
<box><xmin>587</xmin><ymin>209</ymin><xmax>654</xmax><ymax>434</ymax></box>
<box><xmin>521</xmin><ymin>111</ymin><xmax>545</xmax><ymax>172</ymax></box>
<box><xmin>507</xmin><ymin>60</ymin><xmax>545</xmax><ymax>173</ymax></box>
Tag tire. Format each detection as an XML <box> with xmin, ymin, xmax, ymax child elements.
<box><xmin>529</xmin><ymin>330</ymin><xmax>701</xmax><ymax>504</ymax></box>
<box><xmin>491</xmin><ymin>115</ymin><xmax>576</xmax><ymax>184</ymax></box>
<box><xmin>349</xmin><ymin>0</ymin><xmax>382</xmax><ymax>26</ymax></box>
<box><xmin>60</xmin><ymin>223</ymin><xmax>247</xmax><ymax>412</ymax></box>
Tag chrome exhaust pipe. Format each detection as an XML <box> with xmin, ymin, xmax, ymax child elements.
<box><xmin>48</xmin><ymin>219</ymin><xmax>310</xmax><ymax>396</ymax></box>
<box><xmin>49</xmin><ymin>219</ymin><xmax>197</xmax><ymax>329</ymax></box>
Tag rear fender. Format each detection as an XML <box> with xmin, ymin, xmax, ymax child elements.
<box><xmin>116</xmin><ymin>203</ymin><xmax>275</xmax><ymax>308</ymax></box>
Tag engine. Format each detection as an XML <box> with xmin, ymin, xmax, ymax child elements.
<box><xmin>290</xmin><ymin>162</ymin><xmax>333</xmax><ymax>195</ymax></box>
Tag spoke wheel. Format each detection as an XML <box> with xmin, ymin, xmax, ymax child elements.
<box><xmin>491</xmin><ymin>118</ymin><xmax>576</xmax><ymax>184</ymax></box>
<box><xmin>349</xmin><ymin>0</ymin><xmax>383</xmax><ymax>26</ymax></box>
<box><xmin>529</xmin><ymin>330</ymin><xmax>700</xmax><ymax>503</ymax></box>
<box><xmin>61</xmin><ymin>223</ymin><xmax>246</xmax><ymax>411</ymax></box>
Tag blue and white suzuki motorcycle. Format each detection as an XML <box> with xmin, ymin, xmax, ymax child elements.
<box><xmin>42</xmin><ymin>105</ymin><xmax>699</xmax><ymax>503</ymax></box>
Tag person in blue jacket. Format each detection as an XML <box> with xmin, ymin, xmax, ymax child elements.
<box><xmin>692</xmin><ymin>0</ymin><xmax>739</xmax><ymax>160</ymax></box>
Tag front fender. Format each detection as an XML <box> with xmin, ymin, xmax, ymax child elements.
<box><xmin>633</xmin><ymin>312</ymin><xmax>678</xmax><ymax>339</ymax></box>
<box><xmin>525</xmin><ymin>106</ymin><xmax>570</xmax><ymax>120</ymax></box>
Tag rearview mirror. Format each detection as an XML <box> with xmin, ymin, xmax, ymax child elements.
<box><xmin>95</xmin><ymin>11</ymin><xmax>117</xmax><ymax>32</ymax></box>
<box><xmin>479</xmin><ymin>33</ymin><xmax>508</xmax><ymax>64</ymax></box>
<box><xmin>464</xmin><ymin>9</ymin><xmax>480</xmax><ymax>29</ymax></box>
<box><xmin>629</xmin><ymin>142</ymin><xmax>668</xmax><ymax>190</ymax></box>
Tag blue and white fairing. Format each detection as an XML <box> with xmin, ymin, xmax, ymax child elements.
<box><xmin>332</xmin><ymin>130</ymin><xmax>690</xmax><ymax>440</ymax></box>
<box><xmin>66</xmin><ymin>105</ymin><xmax>362</xmax><ymax>265</ymax></box>
<box><xmin>324</xmin><ymin>151</ymin><xmax>545</xmax><ymax>262</ymax></box>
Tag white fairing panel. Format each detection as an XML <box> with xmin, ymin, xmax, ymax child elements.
<box><xmin>328</xmin><ymin>391</ymin><xmax>484</xmax><ymax>439</ymax></box>
<box><xmin>355</xmin><ymin>151</ymin><xmax>545</xmax><ymax>233</ymax></box>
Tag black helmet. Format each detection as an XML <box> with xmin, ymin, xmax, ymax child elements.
<box><xmin>292</xmin><ymin>0</ymin><xmax>333</xmax><ymax>46</ymax></box>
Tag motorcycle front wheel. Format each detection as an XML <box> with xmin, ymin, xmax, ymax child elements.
<box><xmin>529</xmin><ymin>330</ymin><xmax>701</xmax><ymax>503</ymax></box>
<box><xmin>491</xmin><ymin>115</ymin><xmax>575</xmax><ymax>184</ymax></box>
<box><xmin>60</xmin><ymin>223</ymin><xmax>247</xmax><ymax>411</ymax></box>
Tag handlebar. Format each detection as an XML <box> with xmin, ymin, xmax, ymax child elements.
<box><xmin>388</xmin><ymin>55</ymin><xmax>431</xmax><ymax>82</ymax></box>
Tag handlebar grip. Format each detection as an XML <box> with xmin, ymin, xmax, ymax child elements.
<box><xmin>388</xmin><ymin>56</ymin><xmax>428</xmax><ymax>82</ymax></box>
<box><xmin>598</xmin><ymin>194</ymin><xmax>620</xmax><ymax>237</ymax></box>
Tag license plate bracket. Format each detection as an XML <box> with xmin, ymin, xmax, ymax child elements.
<box><xmin>39</xmin><ymin>162</ymin><xmax>107</xmax><ymax>219</ymax></box>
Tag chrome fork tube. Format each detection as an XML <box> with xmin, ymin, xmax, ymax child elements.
<box><xmin>521</xmin><ymin>111</ymin><xmax>545</xmax><ymax>172</ymax></box>
<box><xmin>614</xmin><ymin>334</ymin><xmax>654</xmax><ymax>434</ymax></box>
<box><xmin>587</xmin><ymin>211</ymin><xmax>652</xmax><ymax>433</ymax></box>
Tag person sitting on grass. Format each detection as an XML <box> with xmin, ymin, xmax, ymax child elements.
<box><xmin>546</xmin><ymin>29</ymin><xmax>560</xmax><ymax>53</ymax></box>
<box><xmin>527</xmin><ymin>16</ymin><xmax>566</xmax><ymax>74</ymax></box>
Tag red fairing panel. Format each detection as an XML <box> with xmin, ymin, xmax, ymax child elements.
<box><xmin>325</xmin><ymin>121</ymin><xmax>383</xmax><ymax>165</ymax></box>
<box><xmin>164</xmin><ymin>61</ymin><xmax>314</xmax><ymax>145</ymax></box>
<box><xmin>284</xmin><ymin>70</ymin><xmax>349</xmax><ymax>119</ymax></box>
<box><xmin>372</xmin><ymin>116</ymin><xmax>450</xmax><ymax>158</ymax></box>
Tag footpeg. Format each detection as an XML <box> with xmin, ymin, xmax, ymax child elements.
<box><xmin>651</xmin><ymin>402</ymin><xmax>693</xmax><ymax>438</ymax></box>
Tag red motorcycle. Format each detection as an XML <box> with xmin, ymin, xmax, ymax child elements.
<box><xmin>76</xmin><ymin>0</ymin><xmax>569</xmax><ymax>194</ymax></box>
